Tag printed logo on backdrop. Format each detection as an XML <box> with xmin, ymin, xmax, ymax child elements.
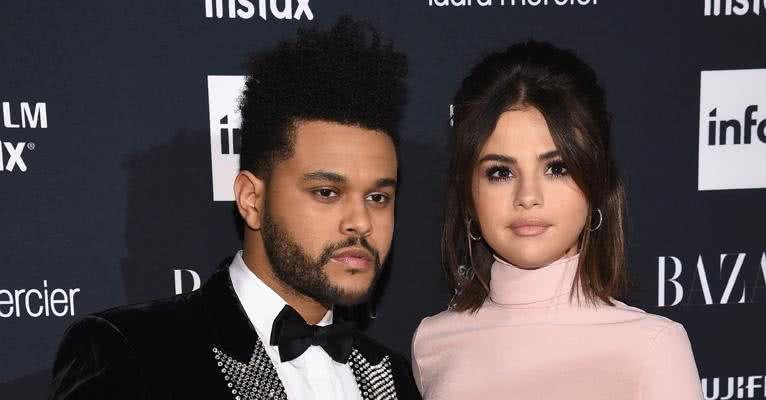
<box><xmin>704</xmin><ymin>0</ymin><xmax>766</xmax><ymax>15</ymax></box>
<box><xmin>204</xmin><ymin>0</ymin><xmax>313</xmax><ymax>20</ymax></box>
<box><xmin>174</xmin><ymin>269</ymin><xmax>201</xmax><ymax>294</ymax></box>
<box><xmin>1</xmin><ymin>101</ymin><xmax>47</xmax><ymax>173</ymax></box>
<box><xmin>208</xmin><ymin>75</ymin><xmax>247</xmax><ymax>202</ymax></box>
<box><xmin>0</xmin><ymin>281</ymin><xmax>80</xmax><ymax>318</ymax></box>
<box><xmin>699</xmin><ymin>69</ymin><xmax>766</xmax><ymax>190</ymax></box>
<box><xmin>428</xmin><ymin>0</ymin><xmax>598</xmax><ymax>8</ymax></box>
<box><xmin>702</xmin><ymin>375</ymin><xmax>766</xmax><ymax>399</ymax></box>
<box><xmin>657</xmin><ymin>251</ymin><xmax>766</xmax><ymax>307</ymax></box>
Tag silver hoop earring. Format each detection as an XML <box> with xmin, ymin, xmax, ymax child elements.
<box><xmin>588</xmin><ymin>208</ymin><xmax>603</xmax><ymax>231</ymax></box>
<box><xmin>457</xmin><ymin>217</ymin><xmax>478</xmax><ymax>285</ymax></box>
<box><xmin>466</xmin><ymin>218</ymin><xmax>482</xmax><ymax>241</ymax></box>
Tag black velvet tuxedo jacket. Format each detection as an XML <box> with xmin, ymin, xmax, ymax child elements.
<box><xmin>48</xmin><ymin>266</ymin><xmax>421</xmax><ymax>400</ymax></box>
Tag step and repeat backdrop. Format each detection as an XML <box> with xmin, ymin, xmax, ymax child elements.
<box><xmin>1</xmin><ymin>1</ymin><xmax>764</xmax><ymax>399</ymax></box>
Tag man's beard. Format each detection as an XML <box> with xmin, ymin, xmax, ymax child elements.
<box><xmin>260</xmin><ymin>203</ymin><xmax>383</xmax><ymax>306</ymax></box>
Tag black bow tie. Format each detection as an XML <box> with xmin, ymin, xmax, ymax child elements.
<box><xmin>269</xmin><ymin>305</ymin><xmax>354</xmax><ymax>363</ymax></box>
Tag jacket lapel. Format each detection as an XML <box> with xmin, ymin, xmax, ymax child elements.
<box><xmin>212</xmin><ymin>337</ymin><xmax>287</xmax><ymax>400</ymax></box>
<box><xmin>348</xmin><ymin>347</ymin><xmax>398</xmax><ymax>400</ymax></box>
<box><xmin>202</xmin><ymin>268</ymin><xmax>288</xmax><ymax>399</ymax></box>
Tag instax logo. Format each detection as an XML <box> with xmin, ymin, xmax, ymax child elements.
<box><xmin>207</xmin><ymin>75</ymin><xmax>246</xmax><ymax>201</ymax></box>
<box><xmin>698</xmin><ymin>69</ymin><xmax>766</xmax><ymax>191</ymax></box>
<box><xmin>705</xmin><ymin>0</ymin><xmax>766</xmax><ymax>15</ymax></box>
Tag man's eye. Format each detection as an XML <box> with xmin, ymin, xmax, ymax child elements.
<box><xmin>366</xmin><ymin>193</ymin><xmax>390</xmax><ymax>204</ymax></box>
<box><xmin>315</xmin><ymin>188</ymin><xmax>338</xmax><ymax>198</ymax></box>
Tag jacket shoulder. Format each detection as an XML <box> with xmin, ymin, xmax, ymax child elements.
<box><xmin>94</xmin><ymin>290</ymin><xmax>201</xmax><ymax>334</ymax></box>
<box><xmin>49</xmin><ymin>315</ymin><xmax>149</xmax><ymax>399</ymax></box>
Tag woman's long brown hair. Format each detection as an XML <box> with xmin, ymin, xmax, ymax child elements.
<box><xmin>443</xmin><ymin>41</ymin><xmax>628</xmax><ymax>312</ymax></box>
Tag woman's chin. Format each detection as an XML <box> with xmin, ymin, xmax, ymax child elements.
<box><xmin>495</xmin><ymin>248</ymin><xmax>571</xmax><ymax>269</ymax></box>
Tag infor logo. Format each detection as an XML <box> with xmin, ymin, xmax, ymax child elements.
<box><xmin>698</xmin><ymin>69</ymin><xmax>766</xmax><ymax>190</ymax></box>
<box><xmin>207</xmin><ymin>75</ymin><xmax>247</xmax><ymax>201</ymax></box>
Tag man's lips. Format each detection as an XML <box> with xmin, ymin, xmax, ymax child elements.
<box><xmin>509</xmin><ymin>219</ymin><xmax>552</xmax><ymax>237</ymax></box>
<box><xmin>330</xmin><ymin>248</ymin><xmax>374</xmax><ymax>269</ymax></box>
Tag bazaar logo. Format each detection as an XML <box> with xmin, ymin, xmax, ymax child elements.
<box><xmin>657</xmin><ymin>252</ymin><xmax>766</xmax><ymax>307</ymax></box>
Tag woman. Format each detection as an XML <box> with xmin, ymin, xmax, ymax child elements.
<box><xmin>411</xmin><ymin>41</ymin><xmax>702</xmax><ymax>399</ymax></box>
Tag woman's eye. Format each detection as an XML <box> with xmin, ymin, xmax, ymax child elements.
<box><xmin>545</xmin><ymin>161</ymin><xmax>569</xmax><ymax>177</ymax></box>
<box><xmin>486</xmin><ymin>166</ymin><xmax>513</xmax><ymax>181</ymax></box>
<box><xmin>366</xmin><ymin>193</ymin><xmax>390</xmax><ymax>204</ymax></box>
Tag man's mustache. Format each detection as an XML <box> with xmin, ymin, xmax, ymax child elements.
<box><xmin>317</xmin><ymin>237</ymin><xmax>381</xmax><ymax>269</ymax></box>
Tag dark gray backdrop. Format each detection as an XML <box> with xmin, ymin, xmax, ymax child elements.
<box><xmin>1</xmin><ymin>1</ymin><xmax>765</xmax><ymax>399</ymax></box>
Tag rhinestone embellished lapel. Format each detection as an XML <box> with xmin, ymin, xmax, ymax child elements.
<box><xmin>212</xmin><ymin>337</ymin><xmax>287</xmax><ymax>400</ymax></box>
<box><xmin>212</xmin><ymin>339</ymin><xmax>398</xmax><ymax>400</ymax></box>
<box><xmin>348</xmin><ymin>349</ymin><xmax>398</xmax><ymax>400</ymax></box>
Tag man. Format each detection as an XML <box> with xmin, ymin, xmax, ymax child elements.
<box><xmin>49</xmin><ymin>17</ymin><xmax>419</xmax><ymax>400</ymax></box>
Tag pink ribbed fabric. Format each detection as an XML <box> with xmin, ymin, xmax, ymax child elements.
<box><xmin>412</xmin><ymin>254</ymin><xmax>702</xmax><ymax>400</ymax></box>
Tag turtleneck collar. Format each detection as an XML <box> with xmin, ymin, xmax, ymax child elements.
<box><xmin>489</xmin><ymin>253</ymin><xmax>580</xmax><ymax>306</ymax></box>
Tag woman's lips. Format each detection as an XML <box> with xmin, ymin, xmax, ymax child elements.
<box><xmin>509</xmin><ymin>219</ymin><xmax>552</xmax><ymax>237</ymax></box>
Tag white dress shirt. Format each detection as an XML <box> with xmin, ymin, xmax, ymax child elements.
<box><xmin>229</xmin><ymin>251</ymin><xmax>363</xmax><ymax>400</ymax></box>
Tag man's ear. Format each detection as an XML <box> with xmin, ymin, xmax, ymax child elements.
<box><xmin>234</xmin><ymin>170</ymin><xmax>265</xmax><ymax>231</ymax></box>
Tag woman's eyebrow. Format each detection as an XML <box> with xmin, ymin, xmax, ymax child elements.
<box><xmin>478</xmin><ymin>149</ymin><xmax>560</xmax><ymax>164</ymax></box>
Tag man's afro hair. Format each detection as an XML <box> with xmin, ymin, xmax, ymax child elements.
<box><xmin>239</xmin><ymin>16</ymin><xmax>408</xmax><ymax>177</ymax></box>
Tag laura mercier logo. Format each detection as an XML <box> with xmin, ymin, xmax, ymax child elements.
<box><xmin>204</xmin><ymin>0</ymin><xmax>313</xmax><ymax>20</ymax></box>
<box><xmin>704</xmin><ymin>0</ymin><xmax>766</xmax><ymax>15</ymax></box>
<box><xmin>428</xmin><ymin>0</ymin><xmax>598</xmax><ymax>7</ymax></box>
<box><xmin>0</xmin><ymin>281</ymin><xmax>81</xmax><ymax>318</ymax></box>
<box><xmin>657</xmin><ymin>252</ymin><xmax>766</xmax><ymax>307</ymax></box>
<box><xmin>699</xmin><ymin>69</ymin><xmax>766</xmax><ymax>190</ymax></box>
<box><xmin>207</xmin><ymin>75</ymin><xmax>246</xmax><ymax>202</ymax></box>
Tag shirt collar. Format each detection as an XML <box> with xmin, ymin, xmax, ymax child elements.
<box><xmin>229</xmin><ymin>250</ymin><xmax>333</xmax><ymax>347</ymax></box>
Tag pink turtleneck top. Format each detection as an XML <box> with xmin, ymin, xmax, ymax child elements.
<box><xmin>411</xmin><ymin>254</ymin><xmax>702</xmax><ymax>400</ymax></box>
